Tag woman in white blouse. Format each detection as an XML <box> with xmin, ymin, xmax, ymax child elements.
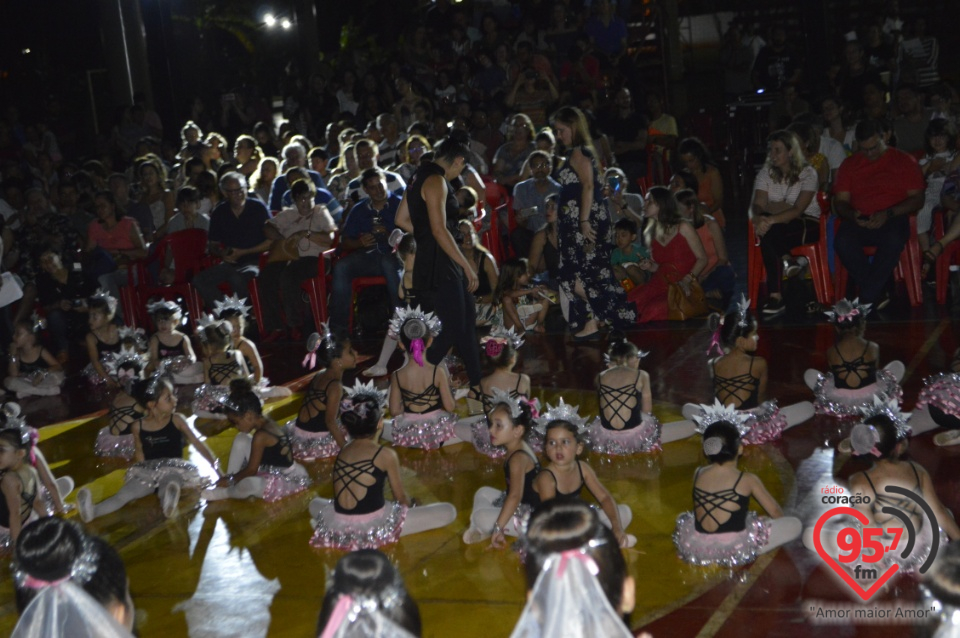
<box><xmin>752</xmin><ymin>130</ymin><xmax>820</xmax><ymax>318</ymax></box>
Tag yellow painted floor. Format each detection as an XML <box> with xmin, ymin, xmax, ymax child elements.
<box><xmin>0</xmin><ymin>386</ymin><xmax>792</xmax><ymax>637</ymax></box>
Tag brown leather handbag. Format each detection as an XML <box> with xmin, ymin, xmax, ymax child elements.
<box><xmin>665</xmin><ymin>266</ymin><xmax>709</xmax><ymax>321</ymax></box>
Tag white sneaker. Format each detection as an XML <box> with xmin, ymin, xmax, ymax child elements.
<box><xmin>76</xmin><ymin>488</ymin><xmax>95</xmax><ymax>522</ymax></box>
<box><xmin>362</xmin><ymin>365</ymin><xmax>388</xmax><ymax>378</ymax></box>
<box><xmin>161</xmin><ymin>482</ymin><xmax>181</xmax><ymax>518</ymax></box>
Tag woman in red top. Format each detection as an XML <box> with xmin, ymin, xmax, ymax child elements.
<box><xmin>86</xmin><ymin>190</ymin><xmax>147</xmax><ymax>308</ymax></box>
<box><xmin>628</xmin><ymin>187</ymin><xmax>707</xmax><ymax>322</ymax></box>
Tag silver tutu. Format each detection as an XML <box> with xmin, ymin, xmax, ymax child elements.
<box><xmin>285</xmin><ymin>419</ymin><xmax>344</xmax><ymax>461</ymax></box>
<box><xmin>259</xmin><ymin>463</ymin><xmax>310</xmax><ymax>502</ymax></box>
<box><xmin>309</xmin><ymin>501</ymin><xmax>408</xmax><ymax>551</ymax></box>
<box><xmin>391</xmin><ymin>410</ymin><xmax>458</xmax><ymax>450</ymax></box>
<box><xmin>125</xmin><ymin>458</ymin><xmax>205</xmax><ymax>490</ymax></box>
<box><xmin>94</xmin><ymin>427</ymin><xmax>135</xmax><ymax>460</ymax></box>
<box><xmin>586</xmin><ymin>413</ymin><xmax>661</xmax><ymax>455</ymax></box>
<box><xmin>192</xmin><ymin>384</ymin><xmax>230</xmax><ymax>414</ymax></box>
<box><xmin>740</xmin><ymin>401</ymin><xmax>787</xmax><ymax>445</ymax></box>
<box><xmin>812</xmin><ymin>369</ymin><xmax>903</xmax><ymax>419</ymax></box>
<box><xmin>673</xmin><ymin>511</ymin><xmax>772</xmax><ymax>567</ymax></box>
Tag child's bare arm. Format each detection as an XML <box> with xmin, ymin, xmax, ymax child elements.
<box><xmin>437</xmin><ymin>366</ymin><xmax>456</xmax><ymax>413</ymax></box>
<box><xmin>326</xmin><ymin>381</ymin><xmax>347</xmax><ymax>448</ymax></box>
<box><xmin>638</xmin><ymin>370</ymin><xmax>652</xmax><ymax>413</ymax></box>
<box><xmin>381</xmin><ymin>448</ymin><xmax>411</xmax><ymax>507</ymax></box>
<box><xmin>583</xmin><ymin>463</ymin><xmax>628</xmax><ymax>544</ymax></box>
<box><xmin>2</xmin><ymin>474</ymin><xmax>24</xmax><ymax>542</ymax></box>
<box><xmin>176</xmin><ymin>414</ymin><xmax>219</xmax><ymax>472</ymax></box>
<box><xmin>240</xmin><ymin>339</ymin><xmax>263</xmax><ymax>382</ymax></box>
<box><xmin>744</xmin><ymin>472</ymin><xmax>784</xmax><ymax>518</ymax></box>
<box><xmin>492</xmin><ymin>454</ymin><xmax>529</xmax><ymax>548</ymax></box>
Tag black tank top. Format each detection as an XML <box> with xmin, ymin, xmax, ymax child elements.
<box><xmin>474</xmin><ymin>251</ymin><xmax>492</xmax><ymax>297</ymax></box>
<box><xmin>157</xmin><ymin>336</ymin><xmax>188</xmax><ymax>360</ymax></box>
<box><xmin>830</xmin><ymin>343</ymin><xmax>878</xmax><ymax>389</ymax></box>
<box><xmin>504</xmin><ymin>449</ymin><xmax>541</xmax><ymax>507</ymax></box>
<box><xmin>542</xmin><ymin>461</ymin><xmax>587</xmax><ymax>502</ymax></box>
<box><xmin>714</xmin><ymin>357</ymin><xmax>761</xmax><ymax>410</ymax></box>
<box><xmin>333</xmin><ymin>448</ymin><xmax>387</xmax><ymax>514</ymax></box>
<box><xmin>139</xmin><ymin>417</ymin><xmax>185</xmax><ymax>460</ymax></box>
<box><xmin>95</xmin><ymin>332</ymin><xmax>122</xmax><ymax>357</ymax></box>
<box><xmin>259</xmin><ymin>424</ymin><xmax>294</xmax><ymax>468</ymax></box>
<box><xmin>0</xmin><ymin>470</ymin><xmax>36</xmax><ymax>528</ymax></box>
<box><xmin>297</xmin><ymin>377</ymin><xmax>337</xmax><ymax>433</ymax></box>
<box><xmin>409</xmin><ymin>161</ymin><xmax>462</xmax><ymax>291</ymax></box>
<box><xmin>17</xmin><ymin>352</ymin><xmax>50</xmax><ymax>375</ymax></box>
<box><xmin>693</xmin><ymin>470</ymin><xmax>750</xmax><ymax>533</ymax></box>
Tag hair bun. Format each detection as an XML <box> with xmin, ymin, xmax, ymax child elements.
<box><xmin>402</xmin><ymin>318</ymin><xmax>428</xmax><ymax>341</ymax></box>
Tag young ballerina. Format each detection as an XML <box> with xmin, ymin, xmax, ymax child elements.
<box><xmin>684</xmin><ymin>295</ymin><xmax>814</xmax><ymax>444</ymax></box>
<box><xmin>192</xmin><ymin>320</ymin><xmax>249</xmax><ymax>420</ymax></box>
<box><xmin>201</xmin><ymin>379</ymin><xmax>310</xmax><ymax>502</ymax></box>
<box><xmin>2</xmin><ymin>404</ymin><xmax>73</xmax><ymax>518</ymax></box>
<box><xmin>533</xmin><ymin>416</ymin><xmax>636</xmax><ymax>547</ymax></box>
<box><xmin>77</xmin><ymin>374</ymin><xmax>220</xmax><ymax>521</ymax></box>
<box><xmin>462</xmin><ymin>395</ymin><xmax>541</xmax><ymax>546</ymax></box>
<box><xmin>806</xmin><ymin>399</ymin><xmax>960</xmax><ymax>573</ymax></box>
<box><xmin>590</xmin><ymin>333</ymin><xmax>695</xmax><ymax>455</ymax></box>
<box><xmin>511</xmin><ymin>500</ymin><xmax>636</xmax><ymax>638</ymax></box>
<box><xmin>315</xmin><ymin>549</ymin><xmax>421</xmax><ymax>638</ymax></box>
<box><xmin>11</xmin><ymin>517</ymin><xmax>136</xmax><ymax>637</ymax></box>
<box><xmin>494</xmin><ymin>257</ymin><xmax>550</xmax><ymax>333</ymax></box>
<box><xmin>363</xmin><ymin>230</ymin><xmax>416</xmax><ymax>378</ymax></box>
<box><xmin>308</xmin><ymin>380</ymin><xmax>457</xmax><ymax>550</ymax></box>
<box><xmin>804</xmin><ymin>298</ymin><xmax>905</xmax><ymax>418</ymax></box>
<box><xmin>83</xmin><ymin>290</ymin><xmax>123</xmax><ymax>387</ymax></box>
<box><xmin>0</xmin><ymin>426</ymin><xmax>43</xmax><ymax>549</ymax></box>
<box><xmin>144</xmin><ymin>300</ymin><xmax>202</xmax><ymax>384</ymax></box>
<box><xmin>287</xmin><ymin>329</ymin><xmax>357</xmax><ymax>461</ymax></box>
<box><xmin>383</xmin><ymin>307</ymin><xmax>460</xmax><ymax>450</ymax></box>
<box><xmin>912</xmin><ymin>348</ymin><xmax>960</xmax><ymax>444</ymax></box>
<box><xmin>213</xmin><ymin>295</ymin><xmax>291</xmax><ymax>400</ymax></box>
<box><xmin>4</xmin><ymin>317</ymin><xmax>64</xmax><ymax>398</ymax></box>
<box><xmin>95</xmin><ymin>348</ymin><xmax>147</xmax><ymax>459</ymax></box>
<box><xmin>674</xmin><ymin>404</ymin><xmax>802</xmax><ymax>567</ymax></box>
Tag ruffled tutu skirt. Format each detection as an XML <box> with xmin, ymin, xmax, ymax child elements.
<box><xmin>94</xmin><ymin>427</ymin><xmax>135</xmax><ymax>460</ymax></box>
<box><xmin>812</xmin><ymin>370</ymin><xmax>903</xmax><ymax>419</ymax></box>
<box><xmin>740</xmin><ymin>401</ymin><xmax>787</xmax><ymax>445</ymax></box>
<box><xmin>586</xmin><ymin>414</ymin><xmax>661</xmax><ymax>455</ymax></box>
<box><xmin>673</xmin><ymin>511</ymin><xmax>772</xmax><ymax>567</ymax></box>
<box><xmin>462</xmin><ymin>416</ymin><xmax>505</xmax><ymax>459</ymax></box>
<box><xmin>916</xmin><ymin>374</ymin><xmax>960</xmax><ymax>427</ymax></box>
<box><xmin>192</xmin><ymin>384</ymin><xmax>230</xmax><ymax>418</ymax></box>
<box><xmin>390</xmin><ymin>410</ymin><xmax>458</xmax><ymax>450</ymax></box>
<box><xmin>82</xmin><ymin>355</ymin><xmax>116</xmax><ymax>386</ymax></box>
<box><xmin>124</xmin><ymin>458</ymin><xmax>204</xmax><ymax>490</ymax></box>
<box><xmin>258</xmin><ymin>463</ymin><xmax>310</xmax><ymax>502</ymax></box>
<box><xmin>286</xmin><ymin>420</ymin><xmax>343</xmax><ymax>461</ymax></box>
<box><xmin>309</xmin><ymin>501</ymin><xmax>408</xmax><ymax>551</ymax></box>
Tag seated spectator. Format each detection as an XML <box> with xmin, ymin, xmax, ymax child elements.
<box><xmin>57</xmin><ymin>179</ymin><xmax>95</xmax><ymax>239</ymax></box>
<box><xmin>376</xmin><ymin>113</ymin><xmax>407</xmax><ymax>169</ymax></box>
<box><xmin>647</xmin><ymin>92</ymin><xmax>679</xmax><ymax>152</ymax></box>
<box><xmin>602</xmin><ymin>167</ymin><xmax>644</xmax><ymax>225</ymax></box>
<box><xmin>458</xmin><ymin>220</ymin><xmax>499</xmax><ymax>323</ymax></box>
<box><xmin>232</xmin><ymin>134</ymin><xmax>262</xmax><ymax>177</ymax></box>
<box><xmin>36</xmin><ymin>249</ymin><xmax>92</xmax><ymax>362</ymax></box>
<box><xmin>329</xmin><ymin>168</ymin><xmax>402</xmax><ymax>335</ymax></box>
<box><xmin>395</xmin><ymin>135</ymin><xmax>431</xmax><ymax>185</ymax></box>
<box><xmin>837</xmin><ymin>41</ymin><xmax>883</xmax><ymax>117</ymax></box>
<box><xmin>259</xmin><ymin>179</ymin><xmax>336</xmax><ymax>342</ymax></box>
<box><xmin>786</xmin><ymin>121</ymin><xmax>830</xmax><ymax>190</ymax></box>
<box><xmin>505</xmin><ymin>67</ymin><xmax>559</xmax><ymax>130</ymax></box>
<box><xmin>820</xmin><ymin>95</ymin><xmax>856</xmax><ymax>154</ymax></box>
<box><xmin>493</xmin><ymin>114</ymin><xmax>537</xmax><ymax>192</ymax></box>
<box><xmin>108</xmin><ymin>173</ymin><xmax>154</xmax><ymax>242</ymax></box>
<box><xmin>194</xmin><ymin>169</ymin><xmax>221</xmax><ymax>218</ymax></box>
<box><xmin>833</xmin><ymin>120</ymin><xmax>925</xmax><ymax>307</ymax></box>
<box><xmin>344</xmin><ymin>140</ymin><xmax>406</xmax><ymax>206</ymax></box>
<box><xmin>165</xmin><ymin>185</ymin><xmax>210</xmax><ymax>234</ymax></box>
<box><xmin>192</xmin><ymin>172</ymin><xmax>271</xmax><ymax>310</ymax></box>
<box><xmin>751</xmin><ymin>25</ymin><xmax>802</xmax><ymax>92</ymax></box>
<box><xmin>278</xmin><ymin>167</ymin><xmax>344</xmax><ymax>225</ymax></box>
<box><xmin>85</xmin><ymin>191</ymin><xmax>147</xmax><ymax>309</ymax></box>
<box><xmin>677</xmin><ymin>189</ymin><xmax>735</xmax><ymax>310</ymax></box>
<box><xmin>135</xmin><ymin>154</ymin><xmax>174</xmax><ymax>235</ymax></box>
<box><xmin>603</xmin><ymin>88</ymin><xmax>649</xmax><ymax>189</ymax></box>
<box><xmin>678</xmin><ymin>137</ymin><xmax>726</xmax><ymax>227</ymax></box>
<box><xmin>585</xmin><ymin>0</ymin><xmax>628</xmax><ymax>62</ymax></box>
<box><xmin>610</xmin><ymin>218</ymin><xmax>649</xmax><ymax>289</ymax></box>
<box><xmin>511</xmin><ymin>150</ymin><xmax>561</xmax><ymax>264</ymax></box>
<box><xmin>267</xmin><ymin>142</ymin><xmax>327</xmax><ymax>212</ymax></box>
<box><xmin>893</xmin><ymin>84</ymin><xmax>931</xmax><ymax>155</ymax></box>
<box><xmin>308</xmin><ymin>147</ymin><xmax>330</xmax><ymax>182</ymax></box>
<box><xmin>250</xmin><ymin>156</ymin><xmax>279</xmax><ymax>205</ymax></box>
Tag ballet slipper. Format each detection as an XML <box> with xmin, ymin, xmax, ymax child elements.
<box><xmin>362</xmin><ymin>365</ymin><xmax>388</xmax><ymax>378</ymax></box>
<box><xmin>76</xmin><ymin>488</ymin><xmax>95</xmax><ymax>523</ymax></box>
<box><xmin>781</xmin><ymin>401</ymin><xmax>815</xmax><ymax>428</ymax></box>
<box><xmin>803</xmin><ymin>369</ymin><xmax>821</xmax><ymax>391</ymax></box>
<box><xmin>462</xmin><ymin>526</ymin><xmax>488</xmax><ymax>544</ymax></box>
<box><xmin>201</xmin><ymin>487</ymin><xmax>230</xmax><ymax>501</ymax></box>
<box><xmin>884</xmin><ymin>360</ymin><xmax>906</xmax><ymax>383</ymax></box>
<box><xmin>933</xmin><ymin>430</ymin><xmax>960</xmax><ymax>447</ymax></box>
<box><xmin>161</xmin><ymin>482</ymin><xmax>181</xmax><ymax>518</ymax></box>
<box><xmin>681</xmin><ymin>403</ymin><xmax>700</xmax><ymax>421</ymax></box>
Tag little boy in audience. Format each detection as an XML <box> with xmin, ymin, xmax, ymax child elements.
<box><xmin>611</xmin><ymin>218</ymin><xmax>649</xmax><ymax>289</ymax></box>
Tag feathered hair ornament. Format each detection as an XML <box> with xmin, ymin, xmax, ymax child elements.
<box><xmin>89</xmin><ymin>288</ymin><xmax>118</xmax><ymax>313</ymax></box>
<box><xmin>117</xmin><ymin>326</ymin><xmax>147</xmax><ymax>351</ymax></box>
<box><xmin>857</xmin><ymin>394</ymin><xmax>911</xmax><ymax>441</ymax></box>
<box><xmin>480</xmin><ymin>325</ymin><xmax>525</xmax><ymax>358</ymax></box>
<box><xmin>824</xmin><ymin>297</ymin><xmax>871</xmax><ymax>325</ymax></box>
<box><xmin>691</xmin><ymin>399</ymin><xmax>752</xmax><ymax>437</ymax></box>
<box><xmin>303</xmin><ymin>322</ymin><xmax>336</xmax><ymax>369</ymax></box>
<box><xmin>213</xmin><ymin>294</ymin><xmax>252</xmax><ymax>319</ymax></box>
<box><xmin>340</xmin><ymin>380</ymin><xmax>389</xmax><ymax>422</ymax></box>
<box><xmin>734</xmin><ymin>293</ymin><xmax>751</xmax><ymax>328</ymax></box>
<box><xmin>388</xmin><ymin>306</ymin><xmax>441</xmax><ymax>367</ymax></box>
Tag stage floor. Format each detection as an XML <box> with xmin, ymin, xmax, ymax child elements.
<box><xmin>2</xmin><ymin>308</ymin><xmax>959</xmax><ymax>637</ymax></box>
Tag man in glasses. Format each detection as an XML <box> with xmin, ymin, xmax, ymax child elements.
<box><xmin>511</xmin><ymin>150</ymin><xmax>560</xmax><ymax>266</ymax></box>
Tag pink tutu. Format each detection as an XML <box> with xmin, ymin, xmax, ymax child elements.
<box><xmin>391</xmin><ymin>410</ymin><xmax>458</xmax><ymax>450</ymax></box>
<box><xmin>586</xmin><ymin>414</ymin><xmax>661</xmax><ymax>455</ymax></box>
<box><xmin>125</xmin><ymin>458</ymin><xmax>205</xmax><ymax>490</ymax></box>
<box><xmin>468</xmin><ymin>418</ymin><xmax>506</xmax><ymax>459</ymax></box>
<box><xmin>286</xmin><ymin>420</ymin><xmax>344</xmax><ymax>461</ymax></box>
<box><xmin>740</xmin><ymin>402</ymin><xmax>787</xmax><ymax>445</ymax></box>
<box><xmin>812</xmin><ymin>369</ymin><xmax>903</xmax><ymax>418</ymax></box>
<box><xmin>192</xmin><ymin>384</ymin><xmax>230</xmax><ymax>415</ymax></box>
<box><xmin>309</xmin><ymin>501</ymin><xmax>408</xmax><ymax>550</ymax></box>
<box><xmin>94</xmin><ymin>427</ymin><xmax>135</xmax><ymax>460</ymax></box>
<box><xmin>82</xmin><ymin>357</ymin><xmax>115</xmax><ymax>386</ymax></box>
<box><xmin>258</xmin><ymin>463</ymin><xmax>310</xmax><ymax>502</ymax></box>
<box><xmin>916</xmin><ymin>373</ymin><xmax>960</xmax><ymax>418</ymax></box>
<box><xmin>673</xmin><ymin>511</ymin><xmax>772</xmax><ymax>567</ymax></box>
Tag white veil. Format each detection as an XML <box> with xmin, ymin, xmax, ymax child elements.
<box><xmin>509</xmin><ymin>548</ymin><xmax>632</xmax><ymax>638</ymax></box>
<box><xmin>318</xmin><ymin>594</ymin><xmax>417</xmax><ymax>638</ymax></box>
<box><xmin>11</xmin><ymin>581</ymin><xmax>133</xmax><ymax>638</ymax></box>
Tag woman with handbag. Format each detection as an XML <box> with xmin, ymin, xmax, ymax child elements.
<box><xmin>258</xmin><ymin>179</ymin><xmax>335</xmax><ymax>342</ymax></box>
<box><xmin>628</xmin><ymin>186</ymin><xmax>708</xmax><ymax>322</ymax></box>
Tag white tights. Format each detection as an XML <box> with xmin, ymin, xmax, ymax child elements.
<box><xmin>93</xmin><ymin>475</ymin><xmax>182</xmax><ymax>519</ymax></box>
<box><xmin>760</xmin><ymin>516</ymin><xmax>802</xmax><ymax>554</ymax></box>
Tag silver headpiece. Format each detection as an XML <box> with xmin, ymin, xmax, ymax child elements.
<box><xmin>489</xmin><ymin>387</ymin><xmax>523</xmax><ymax>418</ymax></box>
<box><xmin>734</xmin><ymin>293</ymin><xmax>751</xmax><ymax>328</ymax></box>
<box><xmin>213</xmin><ymin>294</ymin><xmax>252</xmax><ymax>319</ymax></box>
<box><xmin>146</xmin><ymin>299</ymin><xmax>183</xmax><ymax>318</ymax></box>
<box><xmin>1</xmin><ymin>402</ymin><xmax>27</xmax><ymax>431</ymax></box>
<box><xmin>387</xmin><ymin>306</ymin><xmax>441</xmax><ymax>340</ymax></box>
<box><xmin>195</xmin><ymin>313</ymin><xmax>218</xmax><ymax>332</ymax></box>
<box><xmin>824</xmin><ymin>297</ymin><xmax>872</xmax><ymax>325</ymax></box>
<box><xmin>103</xmin><ymin>346</ymin><xmax>147</xmax><ymax>377</ymax></box>
<box><xmin>536</xmin><ymin>398</ymin><xmax>588</xmax><ymax>435</ymax></box>
<box><xmin>117</xmin><ymin>326</ymin><xmax>146</xmax><ymax>351</ymax></box>
<box><xmin>89</xmin><ymin>288</ymin><xmax>118</xmax><ymax>313</ymax></box>
<box><xmin>340</xmin><ymin>380</ymin><xmax>389</xmax><ymax>421</ymax></box>
<box><xmin>857</xmin><ymin>395</ymin><xmax>911</xmax><ymax>439</ymax></box>
<box><xmin>482</xmin><ymin>325</ymin><xmax>525</xmax><ymax>351</ymax></box>
<box><xmin>692</xmin><ymin>399</ymin><xmax>752</xmax><ymax>437</ymax></box>
<box><xmin>12</xmin><ymin>535</ymin><xmax>100</xmax><ymax>589</ymax></box>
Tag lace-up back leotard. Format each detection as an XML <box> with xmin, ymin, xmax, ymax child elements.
<box><xmin>693</xmin><ymin>469</ymin><xmax>750</xmax><ymax>533</ymax></box>
<box><xmin>259</xmin><ymin>427</ymin><xmax>294</xmax><ymax>468</ymax></box>
<box><xmin>505</xmin><ymin>449</ymin><xmax>541</xmax><ymax>507</ymax></box>
<box><xmin>599</xmin><ymin>371</ymin><xmax>644</xmax><ymax>430</ymax></box>
<box><xmin>830</xmin><ymin>343</ymin><xmax>878</xmax><ymax>390</ymax></box>
<box><xmin>333</xmin><ymin>448</ymin><xmax>386</xmax><ymax>514</ymax></box>
<box><xmin>110</xmin><ymin>402</ymin><xmax>143</xmax><ymax>435</ymax></box>
<box><xmin>861</xmin><ymin>463</ymin><xmax>923</xmax><ymax>528</ymax></box>
<box><xmin>714</xmin><ymin>357</ymin><xmax>761</xmax><ymax>410</ymax></box>
<box><xmin>395</xmin><ymin>368</ymin><xmax>444</xmax><ymax>414</ymax></box>
<box><xmin>209</xmin><ymin>355</ymin><xmax>243</xmax><ymax>386</ymax></box>
<box><xmin>482</xmin><ymin>375</ymin><xmax>524</xmax><ymax>414</ymax></box>
<box><xmin>297</xmin><ymin>378</ymin><xmax>338</xmax><ymax>433</ymax></box>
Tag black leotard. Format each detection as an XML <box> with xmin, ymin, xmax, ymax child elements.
<box><xmin>542</xmin><ymin>461</ymin><xmax>588</xmax><ymax>502</ymax></box>
<box><xmin>209</xmin><ymin>356</ymin><xmax>243</xmax><ymax>385</ymax></box>
<box><xmin>598</xmin><ymin>371</ymin><xmax>644</xmax><ymax>431</ymax></box>
<box><xmin>693</xmin><ymin>469</ymin><xmax>750</xmax><ymax>534</ymax></box>
<box><xmin>259</xmin><ymin>426</ymin><xmax>294</xmax><ymax>468</ymax></box>
<box><xmin>138</xmin><ymin>417</ymin><xmax>185</xmax><ymax>460</ymax></box>
<box><xmin>17</xmin><ymin>352</ymin><xmax>50</xmax><ymax>375</ymax></box>
<box><xmin>0</xmin><ymin>471</ymin><xmax>36</xmax><ymax>528</ymax></box>
<box><xmin>714</xmin><ymin>357</ymin><xmax>760</xmax><ymax>410</ymax></box>
<box><xmin>94</xmin><ymin>332</ymin><xmax>122</xmax><ymax>357</ymax></box>
<box><xmin>109</xmin><ymin>402</ymin><xmax>143</xmax><ymax>436</ymax></box>
<box><xmin>482</xmin><ymin>375</ymin><xmax>524</xmax><ymax>414</ymax></box>
<box><xmin>157</xmin><ymin>336</ymin><xmax>188</xmax><ymax>361</ymax></box>
<box><xmin>830</xmin><ymin>343</ymin><xmax>878</xmax><ymax>389</ymax></box>
<box><xmin>504</xmin><ymin>449</ymin><xmax>541</xmax><ymax>507</ymax></box>
<box><xmin>861</xmin><ymin>463</ymin><xmax>922</xmax><ymax>527</ymax></box>
<box><xmin>333</xmin><ymin>448</ymin><xmax>387</xmax><ymax>515</ymax></box>
<box><xmin>296</xmin><ymin>377</ymin><xmax>338</xmax><ymax>433</ymax></box>
<box><xmin>395</xmin><ymin>368</ymin><xmax>444</xmax><ymax>414</ymax></box>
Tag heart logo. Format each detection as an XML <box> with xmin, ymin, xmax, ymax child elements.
<box><xmin>813</xmin><ymin>506</ymin><xmax>900</xmax><ymax>601</ymax></box>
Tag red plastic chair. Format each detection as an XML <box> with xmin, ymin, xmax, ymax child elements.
<box><xmin>747</xmin><ymin>193</ymin><xmax>834</xmax><ymax>310</ymax></box>
<box><xmin>127</xmin><ymin>229</ymin><xmax>208</xmax><ymax>328</ymax></box>
<box><xmin>833</xmin><ymin>215</ymin><xmax>923</xmax><ymax>306</ymax></box>
<box><xmin>932</xmin><ymin>207</ymin><xmax>960</xmax><ymax>304</ymax></box>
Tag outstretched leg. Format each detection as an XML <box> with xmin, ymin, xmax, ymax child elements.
<box><xmin>400</xmin><ymin>502</ymin><xmax>457</xmax><ymax>536</ymax></box>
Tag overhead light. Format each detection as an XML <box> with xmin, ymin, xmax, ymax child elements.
<box><xmin>264</xmin><ymin>13</ymin><xmax>276</xmax><ymax>27</ymax></box>
<box><xmin>281</xmin><ymin>18</ymin><xmax>292</xmax><ymax>29</ymax></box>
<box><xmin>21</xmin><ymin>48</ymin><xmax>31</xmax><ymax>55</ymax></box>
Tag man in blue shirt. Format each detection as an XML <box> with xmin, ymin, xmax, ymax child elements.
<box><xmin>330</xmin><ymin>168</ymin><xmax>402</xmax><ymax>334</ymax></box>
<box><xmin>192</xmin><ymin>172</ymin><xmax>271</xmax><ymax>309</ymax></box>
<box><xmin>267</xmin><ymin>142</ymin><xmax>328</xmax><ymax>212</ymax></box>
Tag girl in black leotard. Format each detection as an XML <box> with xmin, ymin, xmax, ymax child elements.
<box><xmin>77</xmin><ymin>375</ymin><xmax>220</xmax><ymax>522</ymax></box>
<box><xmin>463</xmin><ymin>399</ymin><xmax>540</xmax><ymax>547</ymax></box>
<box><xmin>0</xmin><ymin>426</ymin><xmax>42</xmax><ymax>547</ymax></box>
<box><xmin>201</xmin><ymin>379</ymin><xmax>309</xmax><ymax>502</ymax></box>
<box><xmin>4</xmin><ymin>318</ymin><xmax>64</xmax><ymax>398</ymax></box>
<box><xmin>83</xmin><ymin>291</ymin><xmax>122</xmax><ymax>386</ymax></box>
<box><xmin>363</xmin><ymin>232</ymin><xmax>417</xmax><ymax>379</ymax></box>
<box><xmin>384</xmin><ymin>308</ymin><xmax>459</xmax><ymax>450</ymax></box>
<box><xmin>685</xmin><ymin>297</ymin><xmax>813</xmax><ymax>444</ymax></box>
<box><xmin>309</xmin><ymin>380</ymin><xmax>456</xmax><ymax>550</ymax></box>
<box><xmin>193</xmin><ymin>320</ymin><xmax>250</xmax><ymax>420</ymax></box>
<box><xmin>533</xmin><ymin>418</ymin><xmax>634</xmax><ymax>547</ymax></box>
<box><xmin>674</xmin><ymin>418</ymin><xmax>801</xmax><ymax>567</ymax></box>
<box><xmin>804</xmin><ymin>298</ymin><xmax>905</xmax><ymax>418</ymax></box>
<box><xmin>145</xmin><ymin>300</ymin><xmax>202</xmax><ymax>384</ymax></box>
<box><xmin>95</xmin><ymin>348</ymin><xmax>147</xmax><ymax>459</ymax></box>
<box><xmin>288</xmin><ymin>329</ymin><xmax>358</xmax><ymax>460</ymax></box>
